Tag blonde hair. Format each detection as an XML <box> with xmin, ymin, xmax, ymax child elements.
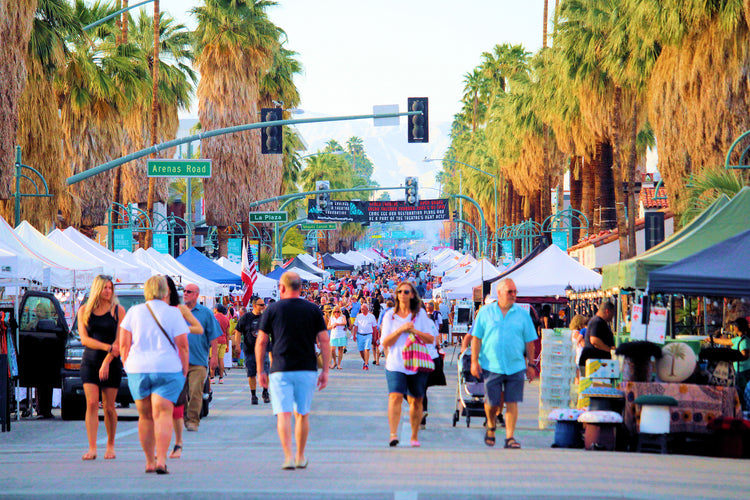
<box><xmin>80</xmin><ymin>275</ymin><xmax>118</xmax><ymax>334</ymax></box>
<box><xmin>569</xmin><ymin>314</ymin><xmax>588</xmax><ymax>331</ymax></box>
<box><xmin>144</xmin><ymin>275</ymin><xmax>169</xmax><ymax>301</ymax></box>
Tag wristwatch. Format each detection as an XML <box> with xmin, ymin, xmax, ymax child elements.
<box><xmin>107</xmin><ymin>345</ymin><xmax>113</xmax><ymax>354</ymax></box>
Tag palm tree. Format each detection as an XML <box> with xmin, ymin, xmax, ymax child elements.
<box><xmin>2</xmin><ymin>0</ymin><xmax>81</xmax><ymax>230</ymax></box>
<box><xmin>0</xmin><ymin>0</ymin><xmax>36</xmax><ymax>201</ymax></box>
<box><xmin>57</xmin><ymin>1</ymin><xmax>149</xmax><ymax>229</ymax></box>
<box><xmin>120</xmin><ymin>9</ymin><xmax>195</xmax><ymax>209</ymax></box>
<box><xmin>680</xmin><ymin>168</ymin><xmax>747</xmax><ymax>225</ymax></box>
<box><xmin>193</xmin><ymin>0</ymin><xmax>283</xmax><ymax>256</ymax></box>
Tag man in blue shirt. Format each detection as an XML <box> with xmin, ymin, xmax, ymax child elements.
<box><xmin>471</xmin><ymin>279</ymin><xmax>537</xmax><ymax>449</ymax></box>
<box><xmin>183</xmin><ymin>283</ymin><xmax>221</xmax><ymax>432</ymax></box>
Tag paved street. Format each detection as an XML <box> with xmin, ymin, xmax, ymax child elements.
<box><xmin>2</xmin><ymin>349</ymin><xmax>750</xmax><ymax>499</ymax></box>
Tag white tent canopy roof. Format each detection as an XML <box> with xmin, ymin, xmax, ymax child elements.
<box><xmin>441</xmin><ymin>259</ymin><xmax>504</xmax><ymax>300</ymax></box>
<box><xmin>490</xmin><ymin>245</ymin><xmax>602</xmax><ymax>297</ymax></box>
<box><xmin>0</xmin><ymin>243</ymin><xmax>44</xmax><ymax>283</ymax></box>
<box><xmin>48</xmin><ymin>227</ymin><xmax>151</xmax><ymax>284</ymax></box>
<box><xmin>8</xmin><ymin>220</ymin><xmax>102</xmax><ymax>288</ymax></box>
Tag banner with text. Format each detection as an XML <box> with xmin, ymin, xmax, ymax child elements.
<box><xmin>307</xmin><ymin>198</ymin><xmax>449</xmax><ymax>223</ymax></box>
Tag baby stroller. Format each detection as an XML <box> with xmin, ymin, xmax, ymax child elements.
<box><xmin>452</xmin><ymin>348</ymin><xmax>486</xmax><ymax>427</ymax></box>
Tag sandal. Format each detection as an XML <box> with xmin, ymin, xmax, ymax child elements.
<box><xmin>504</xmin><ymin>437</ymin><xmax>522</xmax><ymax>449</ymax></box>
<box><xmin>169</xmin><ymin>444</ymin><xmax>183</xmax><ymax>459</ymax></box>
<box><xmin>389</xmin><ymin>434</ymin><xmax>399</xmax><ymax>447</ymax></box>
<box><xmin>484</xmin><ymin>427</ymin><xmax>496</xmax><ymax>447</ymax></box>
<box><xmin>155</xmin><ymin>465</ymin><xmax>169</xmax><ymax>475</ymax></box>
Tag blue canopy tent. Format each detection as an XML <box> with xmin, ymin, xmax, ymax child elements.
<box><xmin>267</xmin><ymin>266</ymin><xmax>286</xmax><ymax>280</ymax></box>
<box><xmin>647</xmin><ymin>228</ymin><xmax>750</xmax><ymax>297</ymax></box>
<box><xmin>176</xmin><ymin>247</ymin><xmax>242</xmax><ymax>286</ymax></box>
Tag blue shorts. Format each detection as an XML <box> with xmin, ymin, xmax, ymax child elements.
<box><xmin>127</xmin><ymin>372</ymin><xmax>185</xmax><ymax>404</ymax></box>
<box><xmin>385</xmin><ymin>369</ymin><xmax>429</xmax><ymax>399</ymax></box>
<box><xmin>482</xmin><ymin>369</ymin><xmax>525</xmax><ymax>405</ymax></box>
<box><xmin>269</xmin><ymin>371</ymin><xmax>317</xmax><ymax>415</ymax></box>
<box><xmin>357</xmin><ymin>334</ymin><xmax>373</xmax><ymax>351</ymax></box>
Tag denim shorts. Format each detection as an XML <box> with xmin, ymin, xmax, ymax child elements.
<box><xmin>482</xmin><ymin>369</ymin><xmax>525</xmax><ymax>405</ymax></box>
<box><xmin>357</xmin><ymin>334</ymin><xmax>372</xmax><ymax>351</ymax></box>
<box><xmin>244</xmin><ymin>350</ymin><xmax>270</xmax><ymax>378</ymax></box>
<box><xmin>127</xmin><ymin>372</ymin><xmax>185</xmax><ymax>404</ymax></box>
<box><xmin>385</xmin><ymin>369</ymin><xmax>429</xmax><ymax>399</ymax></box>
<box><xmin>268</xmin><ymin>370</ymin><xmax>317</xmax><ymax>415</ymax></box>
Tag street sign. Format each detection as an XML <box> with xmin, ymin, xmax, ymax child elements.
<box><xmin>249</xmin><ymin>211</ymin><xmax>288</xmax><ymax>223</ymax></box>
<box><xmin>147</xmin><ymin>159</ymin><xmax>211</xmax><ymax>178</ymax></box>
<box><xmin>300</xmin><ymin>222</ymin><xmax>336</xmax><ymax>231</ymax></box>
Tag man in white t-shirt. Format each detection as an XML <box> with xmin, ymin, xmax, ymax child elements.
<box><xmin>352</xmin><ymin>304</ymin><xmax>379</xmax><ymax>370</ymax></box>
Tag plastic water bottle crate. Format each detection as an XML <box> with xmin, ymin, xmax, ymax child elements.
<box><xmin>541</xmin><ymin>350</ymin><xmax>575</xmax><ymax>365</ymax></box>
<box><xmin>540</xmin><ymin>385</ymin><xmax>571</xmax><ymax>400</ymax></box>
<box><xmin>540</xmin><ymin>365</ymin><xmax>575</xmax><ymax>383</ymax></box>
<box><xmin>539</xmin><ymin>396</ymin><xmax>570</xmax><ymax>412</ymax></box>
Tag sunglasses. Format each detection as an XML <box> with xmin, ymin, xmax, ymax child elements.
<box><xmin>255</xmin><ymin>303</ymin><xmax>266</xmax><ymax>307</ymax></box>
<box><xmin>97</xmin><ymin>274</ymin><xmax>113</xmax><ymax>281</ymax></box>
<box><xmin>397</xmin><ymin>290</ymin><xmax>412</xmax><ymax>295</ymax></box>
<box><xmin>184</xmin><ymin>290</ymin><xmax>198</xmax><ymax>294</ymax></box>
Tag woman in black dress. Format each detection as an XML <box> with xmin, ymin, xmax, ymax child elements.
<box><xmin>78</xmin><ymin>275</ymin><xmax>126</xmax><ymax>460</ymax></box>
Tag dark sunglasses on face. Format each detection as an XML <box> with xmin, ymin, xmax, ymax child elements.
<box><xmin>98</xmin><ymin>274</ymin><xmax>113</xmax><ymax>281</ymax></box>
<box><xmin>397</xmin><ymin>290</ymin><xmax>412</xmax><ymax>295</ymax></box>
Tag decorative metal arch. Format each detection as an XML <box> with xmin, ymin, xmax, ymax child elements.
<box><xmin>152</xmin><ymin>213</ymin><xmax>191</xmax><ymax>256</ymax></box>
<box><xmin>724</xmin><ymin>130</ymin><xmax>750</xmax><ymax>169</ymax></box>
<box><xmin>542</xmin><ymin>207</ymin><xmax>589</xmax><ymax>247</ymax></box>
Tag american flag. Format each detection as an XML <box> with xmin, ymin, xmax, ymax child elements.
<box><xmin>241</xmin><ymin>240</ymin><xmax>257</xmax><ymax>307</ymax></box>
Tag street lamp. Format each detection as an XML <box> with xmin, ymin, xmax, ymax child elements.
<box><xmin>424</xmin><ymin>157</ymin><xmax>498</xmax><ymax>261</ymax></box>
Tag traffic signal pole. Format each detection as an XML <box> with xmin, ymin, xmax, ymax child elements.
<box><xmin>66</xmin><ymin>111</ymin><xmax>422</xmax><ymax>186</ymax></box>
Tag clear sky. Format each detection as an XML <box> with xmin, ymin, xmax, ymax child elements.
<box><xmin>159</xmin><ymin>0</ymin><xmax>552</xmax><ymax>188</ymax></box>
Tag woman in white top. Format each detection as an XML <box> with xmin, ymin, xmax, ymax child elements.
<box><xmin>328</xmin><ymin>306</ymin><xmax>348</xmax><ymax>370</ymax></box>
<box><xmin>120</xmin><ymin>275</ymin><xmax>189</xmax><ymax>475</ymax></box>
<box><xmin>380</xmin><ymin>281</ymin><xmax>434</xmax><ymax>448</ymax></box>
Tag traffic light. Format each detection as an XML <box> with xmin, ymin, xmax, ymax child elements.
<box><xmin>407</xmin><ymin>97</ymin><xmax>428</xmax><ymax>143</ymax></box>
<box><xmin>405</xmin><ymin>177</ymin><xmax>419</xmax><ymax>206</ymax></box>
<box><xmin>315</xmin><ymin>180</ymin><xmax>330</xmax><ymax>210</ymax></box>
<box><xmin>261</xmin><ymin>107</ymin><xmax>282</xmax><ymax>154</ymax></box>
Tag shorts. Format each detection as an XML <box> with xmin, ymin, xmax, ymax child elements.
<box><xmin>127</xmin><ymin>372</ymin><xmax>185</xmax><ymax>404</ymax></box>
<box><xmin>482</xmin><ymin>369</ymin><xmax>525</xmax><ymax>405</ymax></box>
<box><xmin>244</xmin><ymin>350</ymin><xmax>270</xmax><ymax>378</ymax></box>
<box><xmin>217</xmin><ymin>343</ymin><xmax>227</xmax><ymax>359</ymax></box>
<box><xmin>357</xmin><ymin>334</ymin><xmax>372</xmax><ymax>351</ymax></box>
<box><xmin>172</xmin><ymin>403</ymin><xmax>184</xmax><ymax>420</ymax></box>
<box><xmin>268</xmin><ymin>371</ymin><xmax>317</xmax><ymax>415</ymax></box>
<box><xmin>331</xmin><ymin>336</ymin><xmax>347</xmax><ymax>347</ymax></box>
<box><xmin>385</xmin><ymin>369</ymin><xmax>429</xmax><ymax>399</ymax></box>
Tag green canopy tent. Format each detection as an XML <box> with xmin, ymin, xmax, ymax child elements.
<box><xmin>602</xmin><ymin>188</ymin><xmax>749</xmax><ymax>290</ymax></box>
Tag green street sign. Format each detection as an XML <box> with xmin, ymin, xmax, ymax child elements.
<box><xmin>300</xmin><ymin>222</ymin><xmax>336</xmax><ymax>230</ymax></box>
<box><xmin>147</xmin><ymin>159</ymin><xmax>211</xmax><ymax>178</ymax></box>
<box><xmin>249</xmin><ymin>211</ymin><xmax>288</xmax><ymax>223</ymax></box>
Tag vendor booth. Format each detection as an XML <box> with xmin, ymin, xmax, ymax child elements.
<box><xmin>176</xmin><ymin>247</ymin><xmax>243</xmax><ymax>286</ymax></box>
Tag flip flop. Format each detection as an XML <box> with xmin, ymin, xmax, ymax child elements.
<box><xmin>389</xmin><ymin>434</ymin><xmax>399</xmax><ymax>447</ymax></box>
<box><xmin>81</xmin><ymin>452</ymin><xmax>97</xmax><ymax>461</ymax></box>
<box><xmin>295</xmin><ymin>457</ymin><xmax>308</xmax><ymax>469</ymax></box>
<box><xmin>281</xmin><ymin>459</ymin><xmax>295</xmax><ymax>470</ymax></box>
<box><xmin>410</xmin><ymin>440</ymin><xmax>421</xmax><ymax>447</ymax></box>
<box><xmin>484</xmin><ymin>427</ymin><xmax>496</xmax><ymax>447</ymax></box>
<box><xmin>504</xmin><ymin>437</ymin><xmax>522</xmax><ymax>449</ymax></box>
<box><xmin>155</xmin><ymin>465</ymin><xmax>169</xmax><ymax>475</ymax></box>
<box><xmin>169</xmin><ymin>444</ymin><xmax>183</xmax><ymax>459</ymax></box>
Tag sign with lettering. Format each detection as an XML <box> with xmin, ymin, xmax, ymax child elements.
<box><xmin>300</xmin><ymin>222</ymin><xmax>336</xmax><ymax>231</ymax></box>
<box><xmin>248</xmin><ymin>211</ymin><xmax>288</xmax><ymax>223</ymax></box>
<box><xmin>147</xmin><ymin>159</ymin><xmax>211</xmax><ymax>177</ymax></box>
<box><xmin>113</xmin><ymin>229</ymin><xmax>133</xmax><ymax>251</ymax></box>
<box><xmin>152</xmin><ymin>233</ymin><xmax>169</xmax><ymax>254</ymax></box>
<box><xmin>227</xmin><ymin>238</ymin><xmax>242</xmax><ymax>264</ymax></box>
<box><xmin>307</xmin><ymin>198</ymin><xmax>449</xmax><ymax>223</ymax></box>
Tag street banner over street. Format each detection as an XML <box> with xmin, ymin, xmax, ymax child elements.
<box><xmin>307</xmin><ymin>199</ymin><xmax>449</xmax><ymax>223</ymax></box>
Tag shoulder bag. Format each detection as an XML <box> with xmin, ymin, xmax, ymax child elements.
<box><xmin>402</xmin><ymin>333</ymin><xmax>435</xmax><ymax>373</ymax></box>
<box><xmin>146</xmin><ymin>303</ymin><xmax>188</xmax><ymax>406</ymax></box>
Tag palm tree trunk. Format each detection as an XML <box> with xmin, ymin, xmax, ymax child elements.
<box><xmin>146</xmin><ymin>0</ymin><xmax>159</xmax><ymax>248</ymax></box>
<box><xmin>593</xmin><ymin>141</ymin><xmax>616</xmax><ymax>233</ymax></box>
<box><xmin>626</xmin><ymin>102</ymin><xmax>638</xmax><ymax>259</ymax></box>
<box><xmin>569</xmin><ymin>156</ymin><xmax>582</xmax><ymax>243</ymax></box>
<box><xmin>111</xmin><ymin>1</ymin><xmax>129</xmax><ymax>232</ymax></box>
<box><xmin>611</xmin><ymin>86</ymin><xmax>629</xmax><ymax>259</ymax></box>
<box><xmin>581</xmin><ymin>156</ymin><xmax>594</xmax><ymax>238</ymax></box>
<box><xmin>0</xmin><ymin>0</ymin><xmax>36</xmax><ymax>200</ymax></box>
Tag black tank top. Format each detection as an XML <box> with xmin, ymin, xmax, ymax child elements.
<box><xmin>82</xmin><ymin>309</ymin><xmax>118</xmax><ymax>364</ymax></box>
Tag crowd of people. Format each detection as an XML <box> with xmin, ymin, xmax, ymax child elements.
<box><xmin>74</xmin><ymin>257</ymin><xmax>626</xmax><ymax>472</ymax></box>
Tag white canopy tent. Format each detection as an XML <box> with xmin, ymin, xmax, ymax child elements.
<box><xmin>346</xmin><ymin>251</ymin><xmax>375</xmax><ymax>266</ymax></box>
<box><xmin>440</xmin><ymin>255</ymin><xmax>478</xmax><ymax>283</ymax></box>
<box><xmin>47</xmin><ymin>227</ymin><xmax>151</xmax><ymax>284</ymax></box>
<box><xmin>439</xmin><ymin>259</ymin><xmax>504</xmax><ymax>300</ymax></box>
<box><xmin>360</xmin><ymin>248</ymin><xmax>385</xmax><ymax>263</ymax></box>
<box><xmin>0</xmin><ymin>244</ymin><xmax>44</xmax><ymax>283</ymax></box>
<box><xmin>332</xmin><ymin>252</ymin><xmax>360</xmax><ymax>267</ymax></box>
<box><xmin>431</xmin><ymin>252</ymin><xmax>465</xmax><ymax>276</ymax></box>
<box><xmin>9</xmin><ymin>220</ymin><xmax>102</xmax><ymax>289</ymax></box>
<box><xmin>489</xmin><ymin>244</ymin><xmax>602</xmax><ymax>297</ymax></box>
<box><xmin>285</xmin><ymin>266</ymin><xmax>323</xmax><ymax>283</ymax></box>
<box><xmin>214</xmin><ymin>257</ymin><xmax>241</xmax><ymax>275</ymax></box>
